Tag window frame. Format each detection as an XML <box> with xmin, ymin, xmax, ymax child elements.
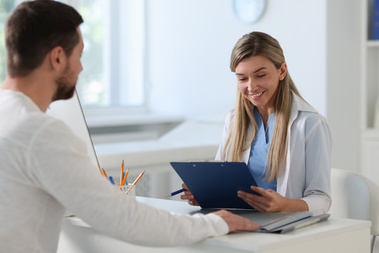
<box><xmin>66</xmin><ymin>0</ymin><xmax>148</xmax><ymax>121</ymax></box>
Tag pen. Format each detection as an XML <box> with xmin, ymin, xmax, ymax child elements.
<box><xmin>120</xmin><ymin>171</ymin><xmax>128</xmax><ymax>185</ymax></box>
<box><xmin>168</xmin><ymin>188</ymin><xmax>187</xmax><ymax>197</ymax></box>
<box><xmin>132</xmin><ymin>170</ymin><xmax>145</xmax><ymax>185</ymax></box>
<box><xmin>109</xmin><ymin>176</ymin><xmax>115</xmax><ymax>185</ymax></box>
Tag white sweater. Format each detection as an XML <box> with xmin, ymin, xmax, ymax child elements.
<box><xmin>0</xmin><ymin>90</ymin><xmax>228</xmax><ymax>253</ymax></box>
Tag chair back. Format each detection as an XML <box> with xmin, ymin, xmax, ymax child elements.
<box><xmin>330</xmin><ymin>168</ymin><xmax>379</xmax><ymax>236</ymax></box>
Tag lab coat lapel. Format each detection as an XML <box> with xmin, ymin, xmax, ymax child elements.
<box><xmin>276</xmin><ymin>99</ymin><xmax>298</xmax><ymax>196</ymax></box>
<box><xmin>276</xmin><ymin>93</ymin><xmax>314</xmax><ymax>196</ymax></box>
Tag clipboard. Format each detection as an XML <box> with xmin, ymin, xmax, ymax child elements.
<box><xmin>170</xmin><ymin>161</ymin><xmax>258</xmax><ymax>209</ymax></box>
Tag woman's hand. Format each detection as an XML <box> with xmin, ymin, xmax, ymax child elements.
<box><xmin>180</xmin><ymin>183</ymin><xmax>199</xmax><ymax>206</ymax></box>
<box><xmin>237</xmin><ymin>186</ymin><xmax>308</xmax><ymax>212</ymax></box>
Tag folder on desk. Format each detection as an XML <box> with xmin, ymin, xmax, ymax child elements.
<box><xmin>240</xmin><ymin>211</ymin><xmax>330</xmax><ymax>233</ymax></box>
<box><xmin>193</xmin><ymin>208</ymin><xmax>330</xmax><ymax>234</ymax></box>
<box><xmin>262</xmin><ymin>213</ymin><xmax>331</xmax><ymax>233</ymax></box>
<box><xmin>170</xmin><ymin>161</ymin><xmax>258</xmax><ymax>209</ymax></box>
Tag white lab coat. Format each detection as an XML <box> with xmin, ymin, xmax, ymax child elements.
<box><xmin>216</xmin><ymin>92</ymin><xmax>332</xmax><ymax>215</ymax></box>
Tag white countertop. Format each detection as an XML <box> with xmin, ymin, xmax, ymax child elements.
<box><xmin>95</xmin><ymin>120</ymin><xmax>224</xmax><ymax>168</ymax></box>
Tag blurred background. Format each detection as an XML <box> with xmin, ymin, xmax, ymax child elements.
<box><xmin>0</xmin><ymin>0</ymin><xmax>366</xmax><ymax>198</ymax></box>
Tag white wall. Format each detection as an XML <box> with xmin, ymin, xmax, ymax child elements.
<box><xmin>145</xmin><ymin>0</ymin><xmax>362</xmax><ymax>172</ymax></box>
<box><xmin>146</xmin><ymin>0</ymin><xmax>327</xmax><ymax>120</ymax></box>
<box><xmin>326</xmin><ymin>0</ymin><xmax>361</xmax><ymax>172</ymax></box>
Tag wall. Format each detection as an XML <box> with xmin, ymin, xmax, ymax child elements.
<box><xmin>326</xmin><ymin>0</ymin><xmax>361</xmax><ymax>172</ymax></box>
<box><xmin>146</xmin><ymin>0</ymin><xmax>327</xmax><ymax>121</ymax></box>
<box><xmin>145</xmin><ymin>0</ymin><xmax>361</xmax><ymax>172</ymax></box>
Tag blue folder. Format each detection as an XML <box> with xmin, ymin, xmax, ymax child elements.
<box><xmin>170</xmin><ymin>161</ymin><xmax>258</xmax><ymax>209</ymax></box>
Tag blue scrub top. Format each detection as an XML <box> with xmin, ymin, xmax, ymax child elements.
<box><xmin>248</xmin><ymin>107</ymin><xmax>277</xmax><ymax>191</ymax></box>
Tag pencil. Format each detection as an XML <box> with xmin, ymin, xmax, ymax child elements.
<box><xmin>102</xmin><ymin>168</ymin><xmax>108</xmax><ymax>179</ymax></box>
<box><xmin>132</xmin><ymin>170</ymin><xmax>145</xmax><ymax>185</ymax></box>
<box><xmin>121</xmin><ymin>169</ymin><xmax>129</xmax><ymax>185</ymax></box>
<box><xmin>120</xmin><ymin>160</ymin><xmax>124</xmax><ymax>185</ymax></box>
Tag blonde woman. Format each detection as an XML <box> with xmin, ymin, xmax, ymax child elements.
<box><xmin>182</xmin><ymin>32</ymin><xmax>332</xmax><ymax>216</ymax></box>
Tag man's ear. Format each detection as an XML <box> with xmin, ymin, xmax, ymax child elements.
<box><xmin>50</xmin><ymin>46</ymin><xmax>66</xmax><ymax>72</ymax></box>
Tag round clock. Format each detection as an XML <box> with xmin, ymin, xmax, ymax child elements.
<box><xmin>233</xmin><ymin>0</ymin><xmax>266</xmax><ymax>24</ymax></box>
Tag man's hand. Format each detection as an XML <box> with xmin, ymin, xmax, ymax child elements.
<box><xmin>213</xmin><ymin>209</ymin><xmax>260</xmax><ymax>232</ymax></box>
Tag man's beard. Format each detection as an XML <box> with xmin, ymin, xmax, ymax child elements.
<box><xmin>52</xmin><ymin>69</ymin><xmax>76</xmax><ymax>102</ymax></box>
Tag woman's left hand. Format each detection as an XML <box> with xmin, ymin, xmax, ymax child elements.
<box><xmin>237</xmin><ymin>185</ymin><xmax>294</xmax><ymax>212</ymax></box>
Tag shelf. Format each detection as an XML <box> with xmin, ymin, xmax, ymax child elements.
<box><xmin>362</xmin><ymin>128</ymin><xmax>379</xmax><ymax>139</ymax></box>
<box><xmin>367</xmin><ymin>40</ymin><xmax>379</xmax><ymax>47</ymax></box>
<box><xmin>361</xmin><ymin>0</ymin><xmax>379</xmax><ymax>181</ymax></box>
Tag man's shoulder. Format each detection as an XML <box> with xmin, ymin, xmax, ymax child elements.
<box><xmin>13</xmin><ymin>111</ymin><xmax>72</xmax><ymax>141</ymax></box>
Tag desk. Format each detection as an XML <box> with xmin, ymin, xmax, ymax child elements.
<box><xmin>58</xmin><ymin>197</ymin><xmax>371</xmax><ymax>253</ymax></box>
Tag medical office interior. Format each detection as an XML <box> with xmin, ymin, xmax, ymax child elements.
<box><xmin>1</xmin><ymin>0</ymin><xmax>379</xmax><ymax>252</ymax></box>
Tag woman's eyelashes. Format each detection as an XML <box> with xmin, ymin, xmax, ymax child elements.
<box><xmin>256</xmin><ymin>73</ymin><xmax>266</xmax><ymax>78</ymax></box>
<box><xmin>237</xmin><ymin>73</ymin><xmax>266</xmax><ymax>82</ymax></box>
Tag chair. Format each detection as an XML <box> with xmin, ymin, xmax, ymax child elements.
<box><xmin>330</xmin><ymin>168</ymin><xmax>379</xmax><ymax>253</ymax></box>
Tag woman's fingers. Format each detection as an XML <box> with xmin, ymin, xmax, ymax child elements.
<box><xmin>180</xmin><ymin>183</ymin><xmax>199</xmax><ymax>206</ymax></box>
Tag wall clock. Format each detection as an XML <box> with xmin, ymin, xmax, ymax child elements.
<box><xmin>233</xmin><ymin>0</ymin><xmax>266</xmax><ymax>24</ymax></box>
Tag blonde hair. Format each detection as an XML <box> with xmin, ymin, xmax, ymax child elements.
<box><xmin>224</xmin><ymin>31</ymin><xmax>302</xmax><ymax>181</ymax></box>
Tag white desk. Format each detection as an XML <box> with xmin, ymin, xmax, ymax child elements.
<box><xmin>58</xmin><ymin>197</ymin><xmax>371</xmax><ymax>253</ymax></box>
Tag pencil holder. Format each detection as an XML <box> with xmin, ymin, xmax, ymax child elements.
<box><xmin>117</xmin><ymin>183</ymin><xmax>136</xmax><ymax>198</ymax></box>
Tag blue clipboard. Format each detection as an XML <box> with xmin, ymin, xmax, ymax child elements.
<box><xmin>170</xmin><ymin>161</ymin><xmax>258</xmax><ymax>209</ymax></box>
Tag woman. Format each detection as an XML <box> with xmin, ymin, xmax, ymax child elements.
<box><xmin>182</xmin><ymin>32</ymin><xmax>332</xmax><ymax>216</ymax></box>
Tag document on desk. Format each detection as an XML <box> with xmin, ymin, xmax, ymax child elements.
<box><xmin>247</xmin><ymin>212</ymin><xmax>330</xmax><ymax>233</ymax></box>
<box><xmin>194</xmin><ymin>209</ymin><xmax>330</xmax><ymax>234</ymax></box>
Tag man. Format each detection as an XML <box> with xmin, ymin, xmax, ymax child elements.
<box><xmin>0</xmin><ymin>1</ymin><xmax>258</xmax><ymax>252</ymax></box>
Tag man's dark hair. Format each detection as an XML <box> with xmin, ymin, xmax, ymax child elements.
<box><xmin>5</xmin><ymin>0</ymin><xmax>84</xmax><ymax>77</ymax></box>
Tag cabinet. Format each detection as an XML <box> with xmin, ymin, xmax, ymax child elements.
<box><xmin>361</xmin><ymin>0</ymin><xmax>379</xmax><ymax>183</ymax></box>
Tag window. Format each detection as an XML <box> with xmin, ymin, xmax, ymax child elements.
<box><xmin>71</xmin><ymin>0</ymin><xmax>146</xmax><ymax>116</ymax></box>
<box><xmin>0</xmin><ymin>0</ymin><xmax>22</xmax><ymax>83</ymax></box>
<box><xmin>0</xmin><ymin>0</ymin><xmax>147</xmax><ymax>116</ymax></box>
